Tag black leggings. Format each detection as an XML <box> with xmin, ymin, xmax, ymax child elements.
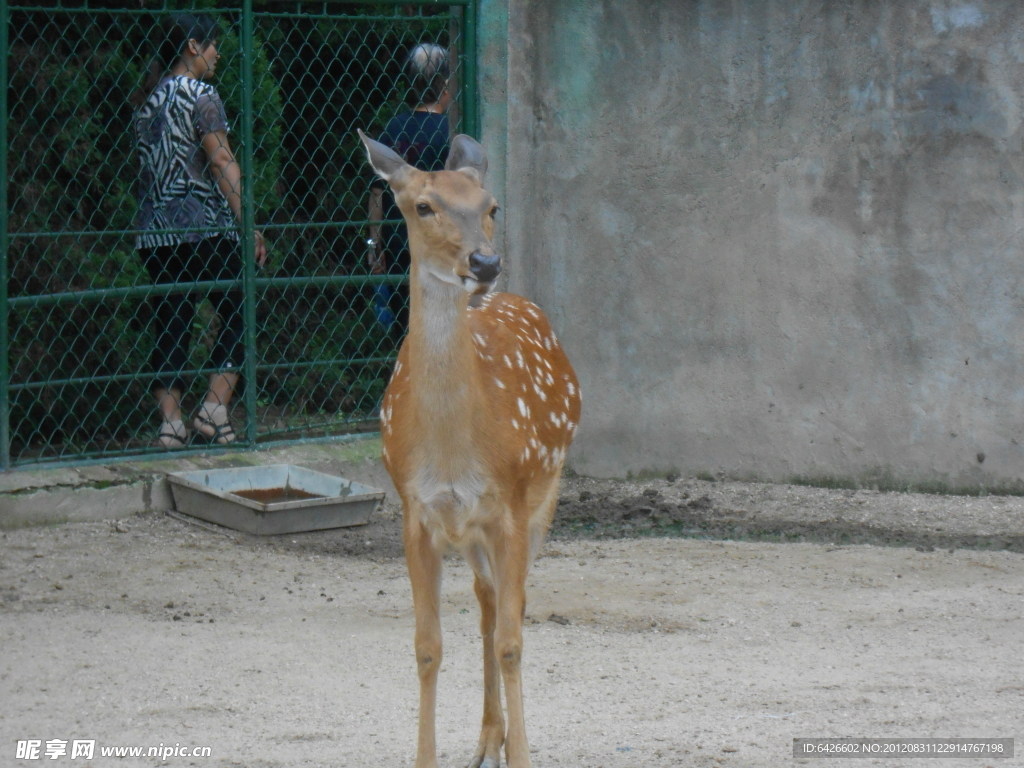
<box><xmin>140</xmin><ymin>237</ymin><xmax>245</xmax><ymax>393</ymax></box>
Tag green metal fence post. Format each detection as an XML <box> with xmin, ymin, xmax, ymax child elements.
<box><xmin>0</xmin><ymin>0</ymin><xmax>10</xmax><ymax>470</ymax></box>
<box><xmin>241</xmin><ymin>0</ymin><xmax>258</xmax><ymax>445</ymax></box>
<box><xmin>463</xmin><ymin>0</ymin><xmax>478</xmax><ymax>138</ymax></box>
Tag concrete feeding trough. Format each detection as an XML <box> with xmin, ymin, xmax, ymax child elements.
<box><xmin>167</xmin><ymin>464</ymin><xmax>385</xmax><ymax>535</ymax></box>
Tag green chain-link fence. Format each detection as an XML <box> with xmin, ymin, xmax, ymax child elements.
<box><xmin>1</xmin><ymin>0</ymin><xmax>476</xmax><ymax>467</ymax></box>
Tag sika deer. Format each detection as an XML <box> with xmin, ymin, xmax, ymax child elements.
<box><xmin>359</xmin><ymin>130</ymin><xmax>581</xmax><ymax>768</ymax></box>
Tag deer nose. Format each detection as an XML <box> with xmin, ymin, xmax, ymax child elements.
<box><xmin>469</xmin><ymin>252</ymin><xmax>501</xmax><ymax>283</ymax></box>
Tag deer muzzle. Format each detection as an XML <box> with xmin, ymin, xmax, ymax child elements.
<box><xmin>468</xmin><ymin>252</ymin><xmax>501</xmax><ymax>284</ymax></box>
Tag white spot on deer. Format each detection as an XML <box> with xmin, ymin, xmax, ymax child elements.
<box><xmin>503</xmin><ymin>354</ymin><xmax>512</xmax><ymax>368</ymax></box>
<box><xmin>546</xmin><ymin>373</ymin><xmax>554</xmax><ymax>386</ymax></box>
<box><xmin>544</xmin><ymin>336</ymin><xmax>552</xmax><ymax>350</ymax></box>
<box><xmin>515</xmin><ymin>350</ymin><xmax>525</xmax><ymax>368</ymax></box>
<box><xmin>533</xmin><ymin>384</ymin><xmax>547</xmax><ymax>401</ymax></box>
<box><xmin>568</xmin><ymin>421</ymin><xmax>576</xmax><ymax>433</ymax></box>
<box><xmin>517</xmin><ymin>398</ymin><xmax>527</xmax><ymax>417</ymax></box>
<box><xmin>549</xmin><ymin>412</ymin><xmax>560</xmax><ymax>426</ymax></box>
<box><xmin>523</xmin><ymin>446</ymin><xmax>531</xmax><ymax>461</ymax></box>
<box><xmin>533</xmin><ymin>352</ymin><xmax>542</xmax><ymax>362</ymax></box>
<box><xmin>567</xmin><ymin>382</ymin><xmax>576</xmax><ymax>396</ymax></box>
<box><xmin>526</xmin><ymin>306</ymin><xmax>539</xmax><ymax>318</ymax></box>
<box><xmin>393</xmin><ymin>360</ymin><xmax>402</xmax><ymax>375</ymax></box>
<box><xmin>559</xmin><ymin>412</ymin><xmax>568</xmax><ymax>425</ymax></box>
<box><xmin>473</xmin><ymin>333</ymin><xmax>487</xmax><ymax>347</ymax></box>
<box><xmin>543</xmin><ymin>358</ymin><xmax>553</xmax><ymax>370</ymax></box>
<box><xmin>495</xmin><ymin>378</ymin><xmax>506</xmax><ymax>389</ymax></box>
<box><xmin>512</xmin><ymin>418</ymin><xmax>520</xmax><ymax>430</ymax></box>
<box><xmin>538</xmin><ymin>444</ymin><xmax>548</xmax><ymax>459</ymax></box>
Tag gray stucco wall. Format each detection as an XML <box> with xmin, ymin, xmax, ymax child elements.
<box><xmin>486</xmin><ymin>0</ymin><xmax>1024</xmax><ymax>486</ymax></box>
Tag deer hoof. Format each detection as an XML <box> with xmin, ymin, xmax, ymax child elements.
<box><xmin>466</xmin><ymin>758</ymin><xmax>500</xmax><ymax>768</ymax></box>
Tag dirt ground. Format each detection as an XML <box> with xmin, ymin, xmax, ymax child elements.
<box><xmin>1</xmin><ymin>476</ymin><xmax>1022</xmax><ymax>767</ymax></box>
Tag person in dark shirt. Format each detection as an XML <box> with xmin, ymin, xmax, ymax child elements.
<box><xmin>366</xmin><ymin>43</ymin><xmax>451</xmax><ymax>336</ymax></box>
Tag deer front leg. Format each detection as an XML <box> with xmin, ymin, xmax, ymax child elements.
<box><xmin>405</xmin><ymin>517</ymin><xmax>444</xmax><ymax>768</ymax></box>
<box><xmin>493</xmin><ymin>529</ymin><xmax>532</xmax><ymax>768</ymax></box>
<box><xmin>468</xmin><ymin>570</ymin><xmax>504</xmax><ymax>768</ymax></box>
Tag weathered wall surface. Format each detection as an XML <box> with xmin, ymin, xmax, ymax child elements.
<box><xmin>494</xmin><ymin>0</ymin><xmax>1024</xmax><ymax>485</ymax></box>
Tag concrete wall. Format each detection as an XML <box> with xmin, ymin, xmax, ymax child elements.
<box><xmin>486</xmin><ymin>0</ymin><xmax>1024</xmax><ymax>486</ymax></box>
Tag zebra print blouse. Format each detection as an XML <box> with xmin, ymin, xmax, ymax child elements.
<box><xmin>133</xmin><ymin>75</ymin><xmax>238</xmax><ymax>250</ymax></box>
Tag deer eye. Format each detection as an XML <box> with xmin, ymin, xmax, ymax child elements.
<box><xmin>415</xmin><ymin>203</ymin><xmax>434</xmax><ymax>217</ymax></box>
<box><xmin>488</xmin><ymin>205</ymin><xmax>500</xmax><ymax>218</ymax></box>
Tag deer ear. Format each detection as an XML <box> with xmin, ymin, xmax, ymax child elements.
<box><xmin>445</xmin><ymin>134</ymin><xmax>488</xmax><ymax>183</ymax></box>
<box><xmin>358</xmin><ymin>129</ymin><xmax>411</xmax><ymax>187</ymax></box>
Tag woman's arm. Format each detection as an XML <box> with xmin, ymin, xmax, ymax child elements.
<box><xmin>201</xmin><ymin>129</ymin><xmax>267</xmax><ymax>266</ymax></box>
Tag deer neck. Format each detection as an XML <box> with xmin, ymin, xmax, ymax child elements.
<box><xmin>405</xmin><ymin>264</ymin><xmax>482</xmax><ymax>439</ymax></box>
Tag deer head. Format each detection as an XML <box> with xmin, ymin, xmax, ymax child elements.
<box><xmin>359</xmin><ymin>129</ymin><xmax>501</xmax><ymax>295</ymax></box>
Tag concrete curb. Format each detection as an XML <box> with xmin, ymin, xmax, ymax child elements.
<box><xmin>0</xmin><ymin>437</ymin><xmax>394</xmax><ymax>530</ymax></box>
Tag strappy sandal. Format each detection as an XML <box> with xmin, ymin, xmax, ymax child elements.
<box><xmin>193</xmin><ymin>414</ymin><xmax>236</xmax><ymax>445</ymax></box>
<box><xmin>156</xmin><ymin>422</ymin><xmax>189</xmax><ymax>449</ymax></box>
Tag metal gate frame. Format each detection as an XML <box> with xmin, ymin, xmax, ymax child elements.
<box><xmin>0</xmin><ymin>0</ymin><xmax>479</xmax><ymax>469</ymax></box>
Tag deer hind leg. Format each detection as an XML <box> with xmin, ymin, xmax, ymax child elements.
<box><xmin>405</xmin><ymin>516</ymin><xmax>444</xmax><ymax>768</ymax></box>
<box><xmin>493</xmin><ymin>524</ymin><xmax>532</xmax><ymax>768</ymax></box>
<box><xmin>466</xmin><ymin>563</ymin><xmax>504</xmax><ymax>768</ymax></box>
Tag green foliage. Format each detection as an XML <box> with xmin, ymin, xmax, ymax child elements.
<box><xmin>7</xmin><ymin>12</ymin><xmax>156</xmax><ymax>454</ymax></box>
<box><xmin>215</xmin><ymin>26</ymin><xmax>284</xmax><ymax>218</ymax></box>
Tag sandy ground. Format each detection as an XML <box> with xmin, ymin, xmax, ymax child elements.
<box><xmin>1</xmin><ymin>480</ymin><xmax>1022</xmax><ymax>768</ymax></box>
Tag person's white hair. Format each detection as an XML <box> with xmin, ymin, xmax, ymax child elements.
<box><xmin>405</xmin><ymin>43</ymin><xmax>450</xmax><ymax>103</ymax></box>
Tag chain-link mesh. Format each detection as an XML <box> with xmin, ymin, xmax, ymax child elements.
<box><xmin>2</xmin><ymin>1</ymin><xmax>473</xmax><ymax>466</ymax></box>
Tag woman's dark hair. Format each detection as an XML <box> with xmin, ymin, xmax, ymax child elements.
<box><xmin>405</xmin><ymin>43</ymin><xmax>450</xmax><ymax>104</ymax></box>
<box><xmin>158</xmin><ymin>13</ymin><xmax>220</xmax><ymax>69</ymax></box>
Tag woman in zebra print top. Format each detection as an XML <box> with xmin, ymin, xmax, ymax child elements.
<box><xmin>134</xmin><ymin>14</ymin><xmax>266</xmax><ymax>448</ymax></box>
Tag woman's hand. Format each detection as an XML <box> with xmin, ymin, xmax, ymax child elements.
<box><xmin>366</xmin><ymin>238</ymin><xmax>385</xmax><ymax>275</ymax></box>
<box><xmin>254</xmin><ymin>230</ymin><xmax>267</xmax><ymax>267</ymax></box>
